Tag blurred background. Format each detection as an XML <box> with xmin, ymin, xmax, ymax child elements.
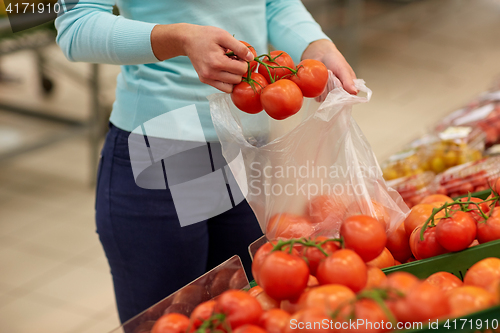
<box><xmin>0</xmin><ymin>0</ymin><xmax>499</xmax><ymax>332</ymax></box>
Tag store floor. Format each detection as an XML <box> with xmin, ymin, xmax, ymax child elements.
<box><xmin>1</xmin><ymin>0</ymin><xmax>500</xmax><ymax>332</ymax></box>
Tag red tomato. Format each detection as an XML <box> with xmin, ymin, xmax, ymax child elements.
<box><xmin>255</xmin><ymin>290</ymin><xmax>280</xmax><ymax>311</ymax></box>
<box><xmin>266</xmin><ymin>213</ymin><xmax>314</xmax><ymax>240</ymax></box>
<box><xmin>393</xmin><ymin>282</ymin><xmax>451</xmax><ymax>323</ymax></box>
<box><xmin>261</xmin><ymin>80</ymin><xmax>303</xmax><ymax>120</ymax></box>
<box><xmin>233</xmin><ymin>324</ymin><xmax>268</xmax><ymax>333</ymax></box>
<box><xmin>335</xmin><ymin>299</ymin><xmax>392</xmax><ymax>333</ymax></box>
<box><xmin>382</xmin><ymin>272</ymin><xmax>420</xmax><ymax>295</ymax></box>
<box><xmin>435</xmin><ymin>211</ymin><xmax>477</xmax><ymax>251</ymax></box>
<box><xmin>404</xmin><ymin>204</ymin><xmax>439</xmax><ymax>236</ymax></box>
<box><xmin>464</xmin><ymin>257</ymin><xmax>500</xmax><ymax>294</ymax></box>
<box><xmin>189</xmin><ymin>300</ymin><xmax>217</xmax><ymax>330</ymax></box>
<box><xmin>341</xmin><ymin>215</ymin><xmax>387</xmax><ymax>262</ymax></box>
<box><xmin>386</xmin><ymin>223</ymin><xmax>412</xmax><ymax>263</ymax></box>
<box><xmin>298</xmin><ymin>284</ymin><xmax>356</xmax><ymax>312</ymax></box>
<box><xmin>290</xmin><ymin>59</ymin><xmax>328</xmax><ymax>98</ymax></box>
<box><xmin>448</xmin><ymin>286</ymin><xmax>496</xmax><ymax>318</ymax></box>
<box><xmin>247</xmin><ymin>286</ymin><xmax>263</xmax><ymax>298</ymax></box>
<box><xmin>308</xmin><ymin>195</ymin><xmax>347</xmax><ymax>224</ymax></box>
<box><xmin>491</xmin><ymin>177</ymin><xmax>500</xmax><ymax>194</ymax></box>
<box><xmin>152</xmin><ymin>313</ymin><xmax>190</xmax><ymax>333</ymax></box>
<box><xmin>364</xmin><ymin>266</ymin><xmax>387</xmax><ymax>290</ymax></box>
<box><xmin>316</xmin><ymin>249</ymin><xmax>368</xmax><ymax>292</ymax></box>
<box><xmin>214</xmin><ymin>290</ymin><xmax>263</xmax><ymax>329</ymax></box>
<box><xmin>240</xmin><ymin>41</ymin><xmax>258</xmax><ymax>72</ymax></box>
<box><xmin>252</xmin><ymin>242</ymin><xmax>274</xmax><ymax>285</ymax></box>
<box><xmin>259</xmin><ymin>251</ymin><xmax>309</xmax><ymax>301</ymax></box>
<box><xmin>258</xmin><ymin>309</ymin><xmax>291</xmax><ymax>333</ymax></box>
<box><xmin>231</xmin><ymin>73</ymin><xmax>268</xmax><ymax>114</ymax></box>
<box><xmin>347</xmin><ymin>200</ymin><xmax>390</xmax><ymax>230</ymax></box>
<box><xmin>366</xmin><ymin>247</ymin><xmax>394</xmax><ymax>269</ymax></box>
<box><xmin>477</xmin><ymin>207</ymin><xmax>500</xmax><ymax>243</ymax></box>
<box><xmin>283</xmin><ymin>308</ymin><xmax>331</xmax><ymax>333</ymax></box>
<box><xmin>258</xmin><ymin>50</ymin><xmax>295</xmax><ymax>82</ymax></box>
<box><xmin>410</xmin><ymin>226</ymin><xmax>448</xmax><ymax>260</ymax></box>
<box><xmin>423</xmin><ymin>272</ymin><xmax>463</xmax><ymax>293</ymax></box>
<box><xmin>302</xmin><ymin>236</ymin><xmax>340</xmax><ymax>276</ymax></box>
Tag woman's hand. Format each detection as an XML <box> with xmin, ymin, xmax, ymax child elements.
<box><xmin>151</xmin><ymin>24</ymin><xmax>253</xmax><ymax>93</ymax></box>
<box><xmin>301</xmin><ymin>39</ymin><xmax>358</xmax><ymax>95</ymax></box>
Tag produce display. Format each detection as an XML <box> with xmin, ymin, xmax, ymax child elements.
<box><xmin>382</xmin><ymin>127</ymin><xmax>485</xmax><ymax>180</ymax></box>
<box><xmin>435</xmin><ymin>83</ymin><xmax>500</xmax><ymax>148</ymax></box>
<box><xmin>110</xmin><ymin>68</ymin><xmax>500</xmax><ymax>333</ymax></box>
<box><xmin>229</xmin><ymin>41</ymin><xmax>328</xmax><ymax>120</ymax></box>
<box><xmin>386</xmin><ymin>172</ymin><xmax>436</xmax><ymax>208</ymax></box>
<box><xmin>433</xmin><ymin>156</ymin><xmax>500</xmax><ymax>198</ymax></box>
<box><xmin>115</xmin><ymin>187</ymin><xmax>500</xmax><ymax>333</ymax></box>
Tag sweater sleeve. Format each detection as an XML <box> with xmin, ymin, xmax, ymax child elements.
<box><xmin>266</xmin><ymin>0</ymin><xmax>331</xmax><ymax>64</ymax></box>
<box><xmin>55</xmin><ymin>0</ymin><xmax>158</xmax><ymax>65</ymax></box>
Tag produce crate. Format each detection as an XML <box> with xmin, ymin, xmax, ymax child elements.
<box><xmin>383</xmin><ymin>239</ymin><xmax>500</xmax><ymax>332</ymax></box>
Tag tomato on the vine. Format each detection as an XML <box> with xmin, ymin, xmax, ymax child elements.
<box><xmin>240</xmin><ymin>41</ymin><xmax>258</xmax><ymax>72</ymax></box>
<box><xmin>435</xmin><ymin>211</ymin><xmax>476</xmax><ymax>251</ymax></box>
<box><xmin>261</xmin><ymin>80</ymin><xmax>303</xmax><ymax>120</ymax></box>
<box><xmin>152</xmin><ymin>313</ymin><xmax>190</xmax><ymax>333</ymax></box>
<box><xmin>340</xmin><ymin>215</ymin><xmax>387</xmax><ymax>262</ymax></box>
<box><xmin>214</xmin><ymin>290</ymin><xmax>263</xmax><ymax>328</ymax></box>
<box><xmin>290</xmin><ymin>59</ymin><xmax>328</xmax><ymax>98</ymax></box>
<box><xmin>189</xmin><ymin>300</ymin><xmax>217</xmax><ymax>331</ymax></box>
<box><xmin>259</xmin><ymin>251</ymin><xmax>309</xmax><ymax>301</ymax></box>
<box><xmin>231</xmin><ymin>73</ymin><xmax>268</xmax><ymax>114</ymax></box>
<box><xmin>258</xmin><ymin>50</ymin><xmax>295</xmax><ymax>82</ymax></box>
<box><xmin>452</xmin><ymin>197</ymin><xmax>490</xmax><ymax>222</ymax></box>
<box><xmin>410</xmin><ymin>226</ymin><xmax>448</xmax><ymax>260</ymax></box>
<box><xmin>316</xmin><ymin>249</ymin><xmax>367</xmax><ymax>292</ymax></box>
<box><xmin>302</xmin><ymin>236</ymin><xmax>339</xmax><ymax>276</ymax></box>
<box><xmin>477</xmin><ymin>207</ymin><xmax>500</xmax><ymax>243</ymax></box>
<box><xmin>364</xmin><ymin>266</ymin><xmax>387</xmax><ymax>289</ymax></box>
<box><xmin>423</xmin><ymin>271</ymin><xmax>462</xmax><ymax>293</ymax></box>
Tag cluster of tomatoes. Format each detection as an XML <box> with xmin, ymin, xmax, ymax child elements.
<box><xmin>265</xmin><ymin>195</ymin><xmax>390</xmax><ymax>241</ymax></box>
<box><xmin>394</xmin><ymin>178</ymin><xmax>500</xmax><ymax>262</ymax></box>
<box><xmin>147</xmin><ymin>229</ymin><xmax>500</xmax><ymax>333</ymax></box>
<box><xmin>230</xmin><ymin>41</ymin><xmax>328</xmax><ymax>120</ymax></box>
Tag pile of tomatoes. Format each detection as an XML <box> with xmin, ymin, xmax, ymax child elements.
<box><xmin>146</xmin><ymin>220</ymin><xmax>500</xmax><ymax>333</ymax></box>
<box><xmin>230</xmin><ymin>41</ymin><xmax>328</xmax><ymax>120</ymax></box>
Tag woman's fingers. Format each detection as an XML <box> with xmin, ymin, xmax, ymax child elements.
<box><xmin>217</xmin><ymin>32</ymin><xmax>254</xmax><ymax>62</ymax></box>
<box><xmin>204</xmin><ymin>79</ymin><xmax>235</xmax><ymax>93</ymax></box>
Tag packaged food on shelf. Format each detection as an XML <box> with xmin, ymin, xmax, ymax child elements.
<box><xmin>382</xmin><ymin>149</ymin><xmax>423</xmax><ymax>180</ymax></box>
<box><xmin>414</xmin><ymin>126</ymin><xmax>485</xmax><ymax>174</ymax></box>
<box><xmin>435</xmin><ymin>85</ymin><xmax>500</xmax><ymax>147</ymax></box>
<box><xmin>433</xmin><ymin>156</ymin><xmax>500</xmax><ymax>198</ymax></box>
<box><xmin>386</xmin><ymin>171</ymin><xmax>437</xmax><ymax>208</ymax></box>
<box><xmin>382</xmin><ymin>126</ymin><xmax>485</xmax><ymax>181</ymax></box>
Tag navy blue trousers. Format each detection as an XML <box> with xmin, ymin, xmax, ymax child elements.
<box><xmin>95</xmin><ymin>124</ymin><xmax>263</xmax><ymax>323</ymax></box>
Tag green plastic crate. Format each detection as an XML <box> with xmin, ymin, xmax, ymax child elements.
<box><xmin>382</xmin><ymin>240</ymin><xmax>500</xmax><ymax>332</ymax></box>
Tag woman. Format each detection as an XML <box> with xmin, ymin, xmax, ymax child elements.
<box><xmin>56</xmin><ymin>0</ymin><xmax>357</xmax><ymax>323</ymax></box>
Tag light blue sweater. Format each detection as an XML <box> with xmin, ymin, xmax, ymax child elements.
<box><xmin>56</xmin><ymin>0</ymin><xmax>330</xmax><ymax>141</ymax></box>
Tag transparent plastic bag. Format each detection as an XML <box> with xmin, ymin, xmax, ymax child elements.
<box><xmin>208</xmin><ymin>73</ymin><xmax>409</xmax><ymax>239</ymax></box>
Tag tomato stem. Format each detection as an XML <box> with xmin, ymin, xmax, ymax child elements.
<box><xmin>271</xmin><ymin>237</ymin><xmax>341</xmax><ymax>257</ymax></box>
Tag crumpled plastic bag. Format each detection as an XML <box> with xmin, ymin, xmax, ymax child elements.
<box><xmin>208</xmin><ymin>72</ymin><xmax>409</xmax><ymax>239</ymax></box>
